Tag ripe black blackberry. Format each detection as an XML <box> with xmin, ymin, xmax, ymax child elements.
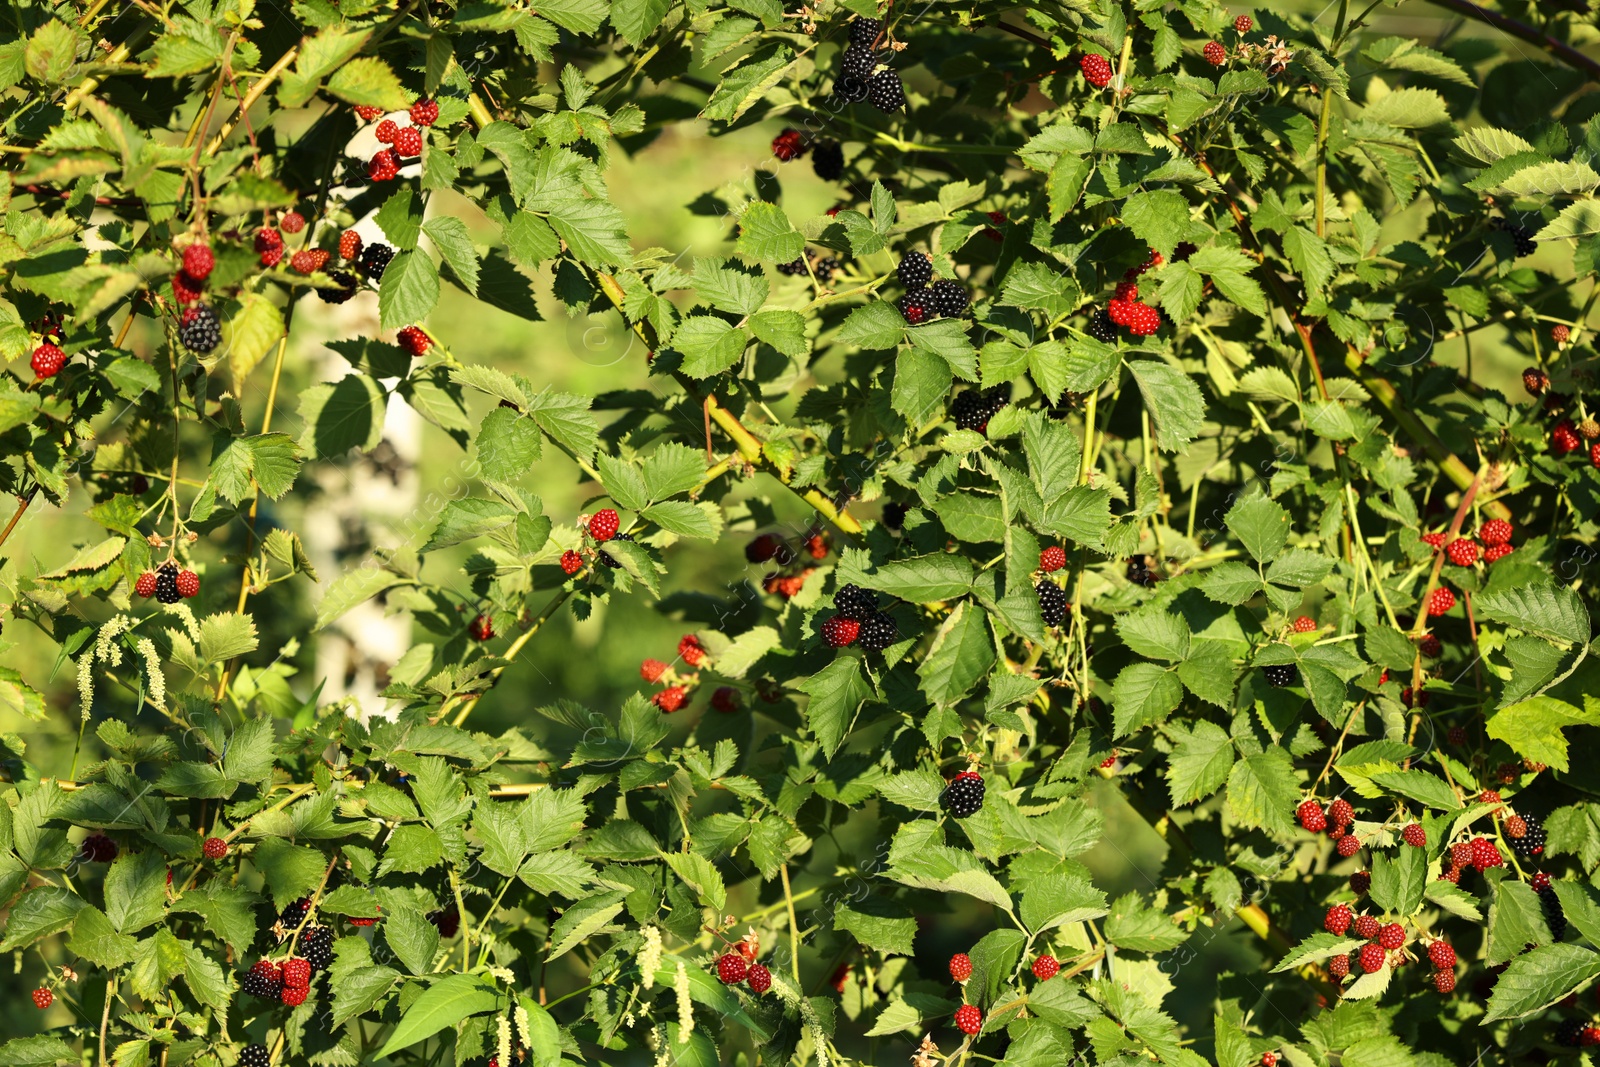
<box><xmin>1037</xmin><ymin>581</ymin><xmax>1068</xmax><ymax>626</ymax></box>
<box><xmin>898</xmin><ymin>252</ymin><xmax>932</xmax><ymax>289</ymax></box>
<box><xmin>1263</xmin><ymin>663</ymin><xmax>1298</xmax><ymax>688</ymax></box>
<box><xmin>179</xmin><ymin>305</ymin><xmax>221</xmax><ymax>354</ymax></box>
<box><xmin>278</xmin><ymin>897</ymin><xmax>311</xmax><ymax>931</ymax></box>
<box><xmin>599</xmin><ymin>531</ymin><xmax>635</xmax><ymax>568</ymax></box>
<box><xmin>302</xmin><ymin>925</ymin><xmax>334</xmax><ymax>969</ymax></box>
<box><xmin>1491</xmin><ymin>217</ymin><xmax>1536</xmax><ymax>257</ymax></box>
<box><xmin>240</xmin><ymin>1045</ymin><xmax>271</xmax><ymax>1067</ymax></box>
<box><xmin>154</xmin><ymin>562</ymin><xmax>182</xmax><ymax>605</ymax></box>
<box><xmin>316</xmin><ymin>270</ymin><xmax>359</xmax><ymax>304</ymax></box>
<box><xmin>358</xmin><ymin>242</ymin><xmax>396</xmax><ymax>280</ymax></box>
<box><xmin>868</xmin><ymin>70</ymin><xmax>906</xmax><ymax>113</ymax></box>
<box><xmin>898</xmin><ymin>288</ymin><xmax>933</xmax><ymax>325</ymax></box>
<box><xmin>951</xmin><ymin>390</ymin><xmax>988</xmax><ymax>431</ymax></box>
<box><xmin>834</xmin><ymin>583</ymin><xmax>878</xmax><ymax>621</ymax></box>
<box><xmin>1507</xmin><ymin>812</ymin><xmax>1547</xmax><ymax>862</ymax></box>
<box><xmin>241</xmin><ymin>970</ymin><xmax>281</xmax><ymax>1000</ymax></box>
<box><xmin>1539</xmin><ymin>883</ymin><xmax>1568</xmax><ymax>941</ymax></box>
<box><xmin>831</xmin><ymin>74</ymin><xmax>870</xmax><ymax>105</ymax></box>
<box><xmin>814</xmin><ymin>257</ymin><xmax>840</xmax><ymax>283</ymax></box>
<box><xmin>1086</xmin><ymin>309</ymin><xmax>1117</xmax><ymax>342</ymax></box>
<box><xmin>849</xmin><ymin>17</ymin><xmax>882</xmax><ymax>45</ymax></box>
<box><xmin>1125</xmin><ymin>555</ymin><xmax>1158</xmax><ymax>588</ymax></box>
<box><xmin>777</xmin><ymin>257</ymin><xmax>808</xmax><ymax>276</ymax></box>
<box><xmin>812</xmin><ymin>139</ymin><xmax>844</xmax><ymax>181</ymax></box>
<box><xmin>941</xmin><ymin>772</ymin><xmax>985</xmax><ymax>818</ymax></box>
<box><xmin>927</xmin><ymin>280</ymin><xmax>968</xmax><ymax>318</ymax></box>
<box><xmin>1555</xmin><ymin>1019</ymin><xmax>1586</xmax><ymax>1047</ymax></box>
<box><xmin>841</xmin><ymin>44</ymin><xmax>877</xmax><ymax>80</ymax></box>
<box><xmin>857</xmin><ymin>611</ymin><xmax>898</xmax><ymax>651</ymax></box>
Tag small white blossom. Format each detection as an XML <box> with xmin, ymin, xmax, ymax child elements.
<box><xmin>673</xmin><ymin>960</ymin><xmax>693</xmax><ymax>1042</ymax></box>
<box><xmin>639</xmin><ymin>925</ymin><xmax>662</xmax><ymax>989</ymax></box>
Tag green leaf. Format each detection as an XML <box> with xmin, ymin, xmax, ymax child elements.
<box><xmin>223</xmin><ymin>292</ymin><xmax>284</xmax><ymax>383</ymax></box>
<box><xmin>836</xmin><ymin>897</ymin><xmax>917</xmax><ymax>955</ymax></box>
<box><xmin>298</xmin><ymin>375</ymin><xmax>387</xmax><ymax>458</ymax></box>
<box><xmin>673</xmin><ymin>315</ymin><xmax>748</xmax><ymax>378</ymax></box>
<box><xmin>1104</xmin><ymin>892</ymin><xmax>1189</xmax><ymax>952</ymax></box>
<box><xmin>104</xmin><ymin>850</ymin><xmax>167</xmax><ymax>933</ymax></box>
<box><xmin>1120</xmin><ymin>189</ymin><xmax>1190</xmax><ymax>258</ymax></box>
<box><xmin>1126</xmin><ymin>360</ymin><xmax>1204</xmax><ymax>453</ymax></box>
<box><xmin>1227</xmin><ymin>749</ymin><xmax>1299</xmax><ymax>836</ymax></box>
<box><xmin>701</xmin><ymin>45</ymin><xmax>795</xmax><ymax>122</ymax></box>
<box><xmin>1552</xmin><ymin>880</ymin><xmax>1600</xmax><ymax>947</ymax></box>
<box><xmin>422</xmin><ymin>216</ymin><xmax>480</xmax><ymax>295</ymax></box>
<box><xmin>1111</xmin><ymin>662</ymin><xmax>1182</xmax><ymax>737</ymax></box>
<box><xmin>750</xmin><ymin>308</ymin><xmax>807</xmax><ymax>356</ymax></box>
<box><xmin>548</xmin><ymin>892</ymin><xmax>627</xmax><ymax>960</ymax></box>
<box><xmin>331</xmin><ymin>964</ymin><xmax>401</xmax><ymax>1028</ymax></box>
<box><xmin>797</xmin><ymin>657</ymin><xmax>873</xmax><ymax>757</ymax></box>
<box><xmin>1486</xmin><ymin>697</ymin><xmax>1597</xmax><ymax>773</ymax></box>
<box><xmin>315</xmin><ymin>566</ymin><xmax>403</xmax><ymax>631</ymax></box>
<box><xmin>1483</xmin><ymin>943</ymin><xmax>1600</xmax><ymax>1021</ymax></box>
<box><xmin>1368</xmin><ymin>845</ymin><xmax>1425</xmax><ymax>914</ymax></box>
<box><xmin>1362</xmin><ymin>86</ymin><xmax>1452</xmax><ymax>128</ymax></box>
<box><xmin>1367</xmin><ymin>769</ymin><xmax>1461</xmax><ymax>810</ymax></box>
<box><xmin>736</xmin><ymin>201</ymin><xmax>804</xmax><ymax>264</ymax></box>
<box><xmin>1269</xmin><ymin>931</ymin><xmax>1367</xmax><ymax>973</ymax></box>
<box><xmin>378</xmin><ymin>250</ymin><xmax>441</xmax><ymax>330</ymax></box>
<box><xmin>0</xmin><ymin>888</ymin><xmax>85</xmax><ymax>952</ymax></box>
<box><xmin>1537</xmin><ymin>200</ymin><xmax>1600</xmax><ymax>242</ymax></box>
<box><xmin>0</xmin><ymin>1037</ymin><xmax>78</xmax><ymax>1066</ymax></box>
<box><xmin>476</xmin><ymin>408</ymin><xmax>543</xmax><ymax>482</ymax></box>
<box><xmin>66</xmin><ymin>905</ymin><xmax>135</xmax><ymax>967</ymax></box>
<box><xmin>1166</xmin><ymin>721</ymin><xmax>1235</xmax><ymax>807</ymax></box>
<box><xmin>1020</xmin><ymin>875</ymin><xmax>1109</xmax><ymax>934</ymax></box>
<box><xmin>424</xmin><ymin>498</ymin><xmax>517</xmax><ymax>552</ymax></box>
<box><xmin>1475</xmin><ymin>581</ymin><xmax>1590</xmax><ymax>645</ymax></box>
<box><xmin>326</xmin><ymin>56</ymin><xmax>411</xmax><ymax>110</ymax></box>
<box><xmin>664</xmin><ymin>852</ymin><xmax>727</xmax><ymax>911</ymax></box>
<box><xmin>1488</xmin><ymin>878</ymin><xmax>1551</xmax><ymax>965</ymax></box>
<box><xmin>383</xmin><ymin>906</ymin><xmax>440</xmax><ymax>976</ymax></box>
<box><xmin>851</xmin><ymin>553</ymin><xmax>973</xmax><ymax>601</ymax></box>
<box><xmin>372</xmin><ymin>974</ymin><xmax>503</xmax><ymax>1059</ymax></box>
<box><xmin>837</xmin><ymin>302</ymin><xmax>904</xmax><ymax>351</ymax></box>
<box><xmin>1116</xmin><ymin>606</ymin><xmax>1191</xmax><ymax>661</ymax></box>
<box><xmin>918</xmin><ymin>601</ymin><xmax>996</xmax><ymax>708</ymax></box>
<box><xmin>1225</xmin><ymin>491</ymin><xmax>1290</xmax><ymax>563</ymax></box>
<box><xmin>375</xmin><ymin>188</ymin><xmax>422</xmax><ymax>250</ymax></box>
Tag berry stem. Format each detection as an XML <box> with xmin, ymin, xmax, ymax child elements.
<box><xmin>445</xmin><ymin>586</ymin><xmax>575</xmax><ymax>728</ymax></box>
<box><xmin>0</xmin><ymin>488</ymin><xmax>36</xmax><ymax>554</ymax></box>
<box><xmin>780</xmin><ymin>862</ymin><xmax>801</xmax><ymax>983</ymax></box>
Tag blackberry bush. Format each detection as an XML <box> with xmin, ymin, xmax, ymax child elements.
<box><xmin>4</xmin><ymin>2</ymin><xmax>1600</xmax><ymax>1066</ymax></box>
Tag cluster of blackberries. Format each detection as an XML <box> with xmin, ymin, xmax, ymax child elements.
<box><xmin>941</xmin><ymin>771</ymin><xmax>985</xmax><ymax>818</ymax></box>
<box><xmin>951</xmin><ymin>386</ymin><xmax>1010</xmax><ymax>434</ymax></box>
<box><xmin>777</xmin><ymin>252</ymin><xmax>841</xmax><ymax>283</ymax></box>
<box><xmin>1554</xmin><ymin>1019</ymin><xmax>1600</xmax><ymax>1048</ymax></box>
<box><xmin>1491</xmin><ymin>216</ymin><xmax>1536</xmax><ymax>257</ymax></box>
<box><xmin>833</xmin><ymin>583</ymin><xmax>899</xmax><ymax>651</ymax></box>
<box><xmin>1036</xmin><ymin>580</ymin><xmax>1068</xmax><ymax>626</ymax></box>
<box><xmin>240</xmin><ymin>1045</ymin><xmax>271</xmax><ymax>1067</ymax></box>
<box><xmin>360</xmin><ymin>100</ymin><xmax>439</xmax><ymax>182</ymax></box>
<box><xmin>135</xmin><ymin>562</ymin><xmax>199</xmax><ymax>604</ymax></box>
<box><xmin>599</xmin><ymin>532</ymin><xmax>636</xmax><ymax>568</ymax></box>
<box><xmin>359</xmin><ymin>242</ymin><xmax>396</xmax><ymax>281</ymax></box>
<box><xmin>169</xmin><ymin>242</ymin><xmax>219</xmax><ymax>358</ymax></box>
<box><xmin>895</xmin><ymin>252</ymin><xmax>970</xmax><ymax>324</ymax></box>
<box><xmin>831</xmin><ymin>18</ymin><xmax>906</xmax><ymax>113</ymax></box>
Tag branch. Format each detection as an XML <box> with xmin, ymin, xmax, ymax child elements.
<box><xmin>1427</xmin><ymin>0</ymin><xmax>1600</xmax><ymax>80</ymax></box>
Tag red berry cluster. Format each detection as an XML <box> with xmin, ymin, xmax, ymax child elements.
<box><xmin>771</xmin><ymin>128</ymin><xmax>808</xmax><ymax>161</ymax></box>
<box><xmin>954</xmin><ymin>1003</ymin><xmax>983</xmax><ymax>1035</ymax></box>
<box><xmin>634</xmin><ymin>633</ymin><xmax>716</xmax><ymax>713</ymax></box>
<box><xmin>1291</xmin><ymin>615</ymin><xmax>1317</xmax><ymax>633</ymax></box>
<box><xmin>396</xmin><ymin>325</ymin><xmax>431</xmax><ymax>357</ymax></box>
<box><xmin>1079</xmin><ymin>53</ymin><xmax>1114</xmax><ymax>88</ymax></box>
<box><xmin>1102</xmin><ymin>252</ymin><xmax>1167</xmax><ymax>337</ymax></box>
<box><xmin>1039</xmin><ymin>545</ymin><xmax>1067</xmax><ymax>572</ymax></box>
<box><xmin>358</xmin><ymin>100</ymin><xmax>437</xmax><ymax>179</ymax></box>
<box><xmin>713</xmin><ymin>950</ymin><xmax>772</xmax><ymax>994</ymax></box>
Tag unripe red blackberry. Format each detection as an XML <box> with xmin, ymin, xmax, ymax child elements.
<box><xmin>1433</xmin><ymin>970</ymin><xmax>1455</xmax><ymax>993</ymax></box>
<box><xmin>410</xmin><ymin>99</ymin><xmax>440</xmax><ymax>126</ymax></box>
<box><xmin>1324</xmin><ymin>904</ymin><xmax>1352</xmax><ymax>935</ymax></box>
<box><xmin>280</xmin><ymin>212</ymin><xmax>306</xmax><ymax>234</ymax></box>
<box><xmin>339</xmin><ymin>230</ymin><xmax>363</xmax><ymax>261</ymax></box>
<box><xmin>1419</xmin><ymin>635</ymin><xmax>1441</xmax><ymax>658</ymax></box>
<box><xmin>202</xmin><ymin>837</ymin><xmax>228</xmax><ymax>858</ymax></box>
<box><xmin>560</xmin><ymin>550</ymin><xmax>583</xmax><ymax>575</ymax></box>
<box><xmin>711</xmin><ymin>686</ymin><xmax>741</xmax><ymax>713</ymax></box>
<box><xmin>280</xmin><ymin>985</ymin><xmax>307</xmax><ymax>1007</ymax></box>
<box><xmin>652</xmin><ymin>685</ymin><xmax>687</xmax><ymax>713</ymax></box>
<box><xmin>31</xmin><ymin>342</ymin><xmax>65</xmax><ymax>378</ymax></box>
<box><xmin>716</xmin><ymin>953</ymin><xmax>748</xmax><ymax>984</ymax></box>
<box><xmin>1427</xmin><ymin>940</ymin><xmax>1456</xmax><ymax>970</ymax></box>
<box><xmin>1358</xmin><ymin>943</ymin><xmax>1385</xmax><ymax>974</ymax></box>
<box><xmin>747</xmin><ymin>963</ymin><xmax>772</xmax><ymax>993</ymax></box>
<box><xmin>1523</xmin><ymin>367</ymin><xmax>1549</xmax><ymax>395</ymax></box>
<box><xmin>355</xmin><ymin>105</ymin><xmax>384</xmax><ymax>121</ymax></box>
<box><xmin>1427</xmin><ymin>588</ymin><xmax>1455</xmax><ymax>616</ymax></box>
<box><xmin>1296</xmin><ymin>800</ymin><xmax>1327</xmax><ymax>832</ymax></box>
<box><xmin>397</xmin><ymin>325</ymin><xmax>431</xmax><ymax>356</ymax></box>
<box><xmin>1478</xmin><ymin>519</ymin><xmax>1512</xmax><ymax>546</ymax></box>
<box><xmin>1336</xmin><ymin>833</ymin><xmax>1361</xmax><ymax>858</ymax></box>
<box><xmin>949</xmin><ymin>952</ymin><xmax>972</xmax><ymax>982</ymax></box>
<box><xmin>1032</xmin><ymin>954</ymin><xmax>1059</xmax><ymax>980</ymax></box>
<box><xmin>172</xmin><ymin>271</ymin><xmax>204</xmax><ymax>305</ymax></box>
<box><xmin>954</xmin><ymin>1004</ymin><xmax>982</xmax><ymax>1035</ymax></box>
<box><xmin>1080</xmin><ymin>53</ymin><xmax>1113</xmax><ymax>88</ymax></box>
<box><xmin>1553</xmin><ymin>324</ymin><xmax>1571</xmax><ymax>345</ymax></box>
<box><xmin>376</xmin><ymin>119</ymin><xmax>399</xmax><ymax>143</ymax></box>
<box><xmin>393</xmin><ymin>125</ymin><xmax>423</xmax><ymax>158</ymax></box>
<box><xmin>1203</xmin><ymin>41</ymin><xmax>1226</xmax><ymax>65</ymax></box>
<box><xmin>771</xmin><ymin>128</ymin><xmax>806</xmax><ymax>162</ymax></box>
<box><xmin>1402</xmin><ymin>823</ymin><xmax>1426</xmax><ymax>847</ymax></box>
<box><xmin>1353</xmin><ymin>914</ymin><xmax>1379</xmax><ymax>940</ymax></box>
<box><xmin>1551</xmin><ymin>418</ymin><xmax>1581</xmax><ymax>455</ymax></box>
<box><xmin>588</xmin><ymin>509</ymin><xmax>620</xmax><ymax>542</ymax></box>
<box><xmin>32</xmin><ymin>988</ymin><xmax>52</xmax><ymax>1009</ymax></box>
<box><xmin>1234</xmin><ymin>14</ymin><xmax>1253</xmax><ymax>33</ymax></box>
<box><xmin>1469</xmin><ymin>836</ymin><xmax>1503</xmax><ymax>870</ymax></box>
<box><xmin>135</xmin><ymin>572</ymin><xmax>158</xmax><ymax>598</ymax></box>
<box><xmin>281</xmin><ymin>957</ymin><xmax>311</xmax><ymax>989</ymax></box>
<box><xmin>1377</xmin><ymin>923</ymin><xmax>1404</xmax><ymax>950</ymax></box>
<box><xmin>1445</xmin><ymin>538</ymin><xmax>1479</xmax><ymax>566</ymax></box>
<box><xmin>368</xmin><ymin>149</ymin><xmax>399</xmax><ymax>181</ymax></box>
<box><xmin>1328</xmin><ymin>953</ymin><xmax>1350</xmax><ymax>979</ymax></box>
<box><xmin>290</xmin><ymin>249</ymin><xmax>329</xmax><ymax>274</ymax></box>
<box><xmin>1350</xmin><ymin>870</ymin><xmax>1370</xmax><ymax>895</ymax></box>
<box><xmin>641</xmin><ymin>659</ymin><xmax>667</xmax><ymax>682</ymax></box>
<box><xmin>469</xmin><ymin>614</ymin><xmax>493</xmax><ymax>641</ymax></box>
<box><xmin>182</xmin><ymin>242</ymin><xmax>215</xmax><ymax>280</ymax></box>
<box><xmin>1040</xmin><ymin>546</ymin><xmax>1067</xmax><ymax>572</ymax></box>
<box><xmin>1328</xmin><ymin>798</ymin><xmax>1354</xmax><ymax>827</ymax></box>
